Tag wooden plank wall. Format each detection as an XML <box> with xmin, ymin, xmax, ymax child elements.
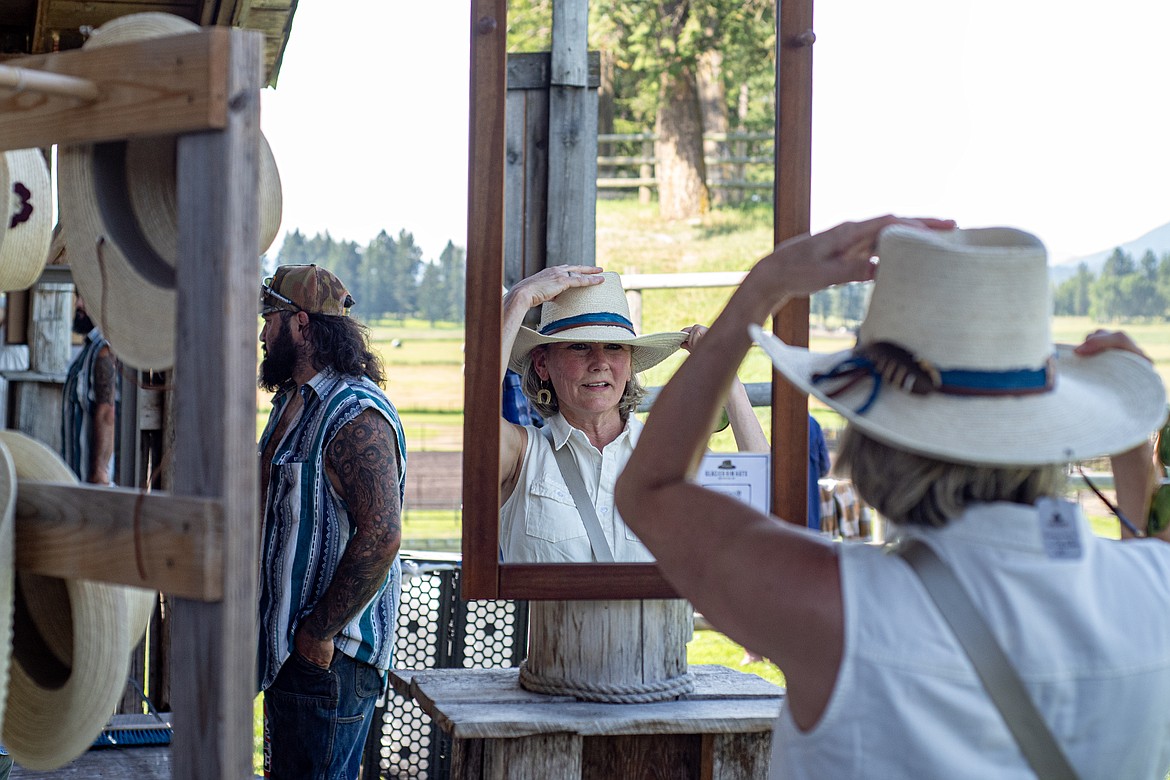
<box><xmin>502</xmin><ymin>51</ymin><xmax>600</xmax><ymax>290</ymax></box>
<box><xmin>546</xmin><ymin>0</ymin><xmax>596</xmax><ymax>270</ymax></box>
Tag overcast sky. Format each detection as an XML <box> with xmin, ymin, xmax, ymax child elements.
<box><xmin>260</xmin><ymin>0</ymin><xmax>1170</xmax><ymax>266</ymax></box>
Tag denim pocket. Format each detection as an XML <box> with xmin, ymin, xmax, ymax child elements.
<box><xmin>353</xmin><ymin>661</ymin><xmax>383</xmax><ymax>700</ymax></box>
<box><xmin>271</xmin><ymin>650</ymin><xmax>338</xmax><ymax>703</ymax></box>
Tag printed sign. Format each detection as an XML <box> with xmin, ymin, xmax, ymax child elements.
<box><xmin>697</xmin><ymin>452</ymin><xmax>771</xmax><ymax>514</ymax></box>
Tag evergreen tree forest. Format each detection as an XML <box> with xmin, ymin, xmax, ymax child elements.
<box><xmin>270</xmin><ymin>229</ymin><xmax>466</xmax><ymax>325</ymax></box>
<box><xmin>1053</xmin><ymin>248</ymin><xmax>1170</xmax><ymax>321</ymax></box>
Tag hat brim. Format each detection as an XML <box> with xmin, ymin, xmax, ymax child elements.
<box><xmin>509</xmin><ymin>325</ymin><xmax>687</xmax><ymax>375</ymax></box>
<box><xmin>750</xmin><ymin>324</ymin><xmax>1168</xmax><ymax>466</ymax></box>
<box><xmin>59</xmin><ymin>13</ymin><xmax>282</xmax><ymax>371</ymax></box>
<box><xmin>0</xmin><ymin>431</ymin><xmax>155</xmax><ymax>770</ymax></box>
<box><xmin>0</xmin><ymin>150</ymin><xmax>53</xmax><ymax>292</ymax></box>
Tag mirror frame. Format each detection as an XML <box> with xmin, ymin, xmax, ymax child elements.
<box><xmin>461</xmin><ymin>0</ymin><xmax>815</xmax><ymax>600</ymax></box>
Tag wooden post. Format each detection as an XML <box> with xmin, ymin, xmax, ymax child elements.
<box><xmin>625</xmin><ymin>289</ymin><xmax>643</xmax><ymax>335</ymax></box>
<box><xmin>772</xmin><ymin>1</ymin><xmax>814</xmax><ymax>528</ymax></box>
<box><xmin>523</xmin><ymin>600</ymin><xmax>691</xmax><ymax>701</ymax></box>
<box><xmin>639</xmin><ymin>137</ymin><xmax>654</xmax><ymax>204</ymax></box>
<box><xmin>11</xmin><ymin>281</ymin><xmax>72</xmax><ymax>451</ymax></box>
<box><xmin>547</xmin><ymin>0</ymin><xmax>597</xmax><ymax>267</ymax></box>
<box><xmin>27</xmin><ymin>281</ymin><xmax>71</xmax><ymax>375</ymax></box>
<box><xmin>168</xmin><ymin>29</ymin><xmax>263</xmax><ymax>780</ymax></box>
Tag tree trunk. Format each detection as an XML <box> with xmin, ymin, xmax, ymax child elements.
<box><xmin>697</xmin><ymin>47</ymin><xmax>732</xmax><ymax>207</ymax></box>
<box><xmin>655</xmin><ymin>66</ymin><xmax>708</xmax><ymax>220</ymax></box>
<box><xmin>598</xmin><ymin>48</ymin><xmax>615</xmax><ymax>136</ymax></box>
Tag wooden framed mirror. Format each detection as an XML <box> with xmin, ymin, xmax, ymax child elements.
<box><xmin>461</xmin><ymin>0</ymin><xmax>814</xmax><ymax>599</ymax></box>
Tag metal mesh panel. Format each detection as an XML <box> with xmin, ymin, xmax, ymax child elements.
<box><xmin>361</xmin><ymin>556</ymin><xmax>529</xmax><ymax>779</ymax></box>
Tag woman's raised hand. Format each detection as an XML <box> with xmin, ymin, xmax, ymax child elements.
<box><xmin>680</xmin><ymin>324</ymin><xmax>708</xmax><ymax>352</ymax></box>
<box><xmin>1074</xmin><ymin>329</ymin><xmax>1153</xmax><ymax>363</ymax></box>
<box><xmin>752</xmin><ymin>216</ymin><xmax>956</xmax><ymax>307</ymax></box>
<box><xmin>509</xmin><ymin>264</ymin><xmax>605</xmax><ymax>310</ymax></box>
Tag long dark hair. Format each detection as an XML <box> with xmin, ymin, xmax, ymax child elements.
<box><xmin>304</xmin><ymin>314</ymin><xmax>386</xmax><ymax>385</ymax></box>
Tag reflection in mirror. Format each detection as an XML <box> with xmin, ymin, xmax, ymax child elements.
<box><xmin>492</xmin><ymin>2</ymin><xmax>779</xmax><ymax>564</ymax></box>
<box><xmin>464</xmin><ymin>0</ymin><xmax>809</xmax><ymax>599</ymax></box>
<box><xmin>498</xmin><ymin>269</ymin><xmax>689</xmax><ymax>562</ymax></box>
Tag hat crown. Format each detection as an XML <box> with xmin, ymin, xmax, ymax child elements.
<box><xmin>537</xmin><ymin>272</ymin><xmax>635</xmax><ymax>335</ymax></box>
<box><xmin>859</xmin><ymin>226</ymin><xmax>1051</xmax><ymax>371</ymax></box>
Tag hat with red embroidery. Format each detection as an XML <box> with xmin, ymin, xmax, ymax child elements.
<box><xmin>0</xmin><ymin>148</ymin><xmax>53</xmax><ymax>291</ymax></box>
<box><xmin>261</xmin><ymin>263</ymin><xmax>355</xmax><ymax>316</ymax></box>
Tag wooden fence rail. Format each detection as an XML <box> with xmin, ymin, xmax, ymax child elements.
<box><xmin>597</xmin><ymin>131</ymin><xmax>774</xmax><ymax>197</ymax></box>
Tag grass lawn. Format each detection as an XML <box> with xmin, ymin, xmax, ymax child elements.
<box><xmin>688</xmin><ymin>628</ymin><xmax>785</xmax><ymax>689</ymax></box>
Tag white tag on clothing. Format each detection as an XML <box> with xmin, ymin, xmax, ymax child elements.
<box><xmin>1036</xmin><ymin>497</ymin><xmax>1083</xmax><ymax>560</ymax></box>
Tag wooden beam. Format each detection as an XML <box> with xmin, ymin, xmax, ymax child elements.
<box><xmin>168</xmin><ymin>27</ymin><xmax>263</xmax><ymax>780</ymax></box>
<box><xmin>13</xmin><ymin>482</ymin><xmax>223</xmax><ymax>601</ymax></box>
<box><xmin>462</xmin><ymin>0</ymin><xmax>508</xmax><ymax>599</ymax></box>
<box><xmin>499</xmin><ymin>564</ymin><xmax>679</xmax><ymax>600</ymax></box>
<box><xmin>0</xmin><ymin>28</ymin><xmax>232</xmax><ymax>151</ymax></box>
<box><xmin>772</xmin><ymin>0</ymin><xmax>815</xmax><ymax>527</ymax></box>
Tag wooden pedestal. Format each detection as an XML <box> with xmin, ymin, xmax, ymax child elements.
<box><xmin>390</xmin><ymin>665</ymin><xmax>783</xmax><ymax>780</ymax></box>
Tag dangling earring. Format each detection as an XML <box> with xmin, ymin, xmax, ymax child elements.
<box><xmin>536</xmin><ymin>381</ymin><xmax>553</xmax><ymax>406</ymax></box>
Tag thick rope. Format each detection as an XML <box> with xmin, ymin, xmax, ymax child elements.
<box><xmin>518</xmin><ymin>661</ymin><xmax>695</xmax><ymax>704</ymax></box>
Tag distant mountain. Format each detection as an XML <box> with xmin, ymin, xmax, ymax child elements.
<box><xmin>1050</xmin><ymin>222</ymin><xmax>1170</xmax><ymax>284</ymax></box>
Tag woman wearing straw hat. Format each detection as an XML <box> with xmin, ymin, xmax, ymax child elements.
<box><xmin>617</xmin><ymin>216</ymin><xmax>1170</xmax><ymax>778</ymax></box>
<box><xmin>500</xmin><ymin>266</ymin><xmax>766</xmax><ymax>562</ymax></box>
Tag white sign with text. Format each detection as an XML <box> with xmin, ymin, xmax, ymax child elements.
<box><xmin>697</xmin><ymin>452</ymin><xmax>771</xmax><ymax>514</ymax></box>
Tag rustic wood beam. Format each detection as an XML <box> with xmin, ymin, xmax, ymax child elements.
<box><xmin>168</xmin><ymin>26</ymin><xmax>263</xmax><ymax>779</ymax></box>
<box><xmin>13</xmin><ymin>482</ymin><xmax>223</xmax><ymax>601</ymax></box>
<box><xmin>462</xmin><ymin>0</ymin><xmax>508</xmax><ymax>599</ymax></box>
<box><xmin>0</xmin><ymin>27</ymin><xmax>232</xmax><ymax>151</ymax></box>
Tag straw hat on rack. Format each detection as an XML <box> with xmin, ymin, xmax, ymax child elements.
<box><xmin>0</xmin><ymin>148</ymin><xmax>53</xmax><ymax>291</ymax></box>
<box><xmin>59</xmin><ymin>12</ymin><xmax>283</xmax><ymax>370</ymax></box>
<box><xmin>0</xmin><ymin>431</ymin><xmax>156</xmax><ymax>771</ymax></box>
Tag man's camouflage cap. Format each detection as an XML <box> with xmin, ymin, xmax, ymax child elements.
<box><xmin>261</xmin><ymin>264</ymin><xmax>355</xmax><ymax>316</ymax></box>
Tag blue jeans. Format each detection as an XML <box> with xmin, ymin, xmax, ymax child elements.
<box><xmin>264</xmin><ymin>650</ymin><xmax>382</xmax><ymax>780</ymax></box>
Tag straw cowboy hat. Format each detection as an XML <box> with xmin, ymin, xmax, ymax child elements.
<box><xmin>0</xmin><ymin>431</ymin><xmax>155</xmax><ymax>770</ymax></box>
<box><xmin>0</xmin><ymin>148</ymin><xmax>53</xmax><ymax>291</ymax></box>
<box><xmin>59</xmin><ymin>12</ymin><xmax>283</xmax><ymax>370</ymax></box>
<box><xmin>509</xmin><ymin>271</ymin><xmax>687</xmax><ymax>375</ymax></box>
<box><xmin>752</xmin><ymin>225</ymin><xmax>1167</xmax><ymax>466</ymax></box>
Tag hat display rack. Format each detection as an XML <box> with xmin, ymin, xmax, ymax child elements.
<box><xmin>0</xmin><ymin>19</ymin><xmax>262</xmax><ymax>779</ymax></box>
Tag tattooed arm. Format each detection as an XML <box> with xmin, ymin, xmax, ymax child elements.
<box><xmin>88</xmin><ymin>345</ymin><xmax>117</xmax><ymax>485</ymax></box>
<box><xmin>294</xmin><ymin>407</ymin><xmax>403</xmax><ymax>667</ymax></box>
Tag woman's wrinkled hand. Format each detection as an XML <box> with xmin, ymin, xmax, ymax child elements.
<box><xmin>507</xmin><ymin>264</ymin><xmax>605</xmax><ymax>310</ymax></box>
<box><xmin>681</xmin><ymin>323</ymin><xmax>708</xmax><ymax>352</ymax></box>
<box><xmin>1073</xmin><ymin>329</ymin><xmax>1152</xmax><ymax>363</ymax></box>
<box><xmin>753</xmin><ymin>216</ymin><xmax>957</xmax><ymax>306</ymax></box>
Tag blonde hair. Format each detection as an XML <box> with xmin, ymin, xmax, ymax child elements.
<box><xmin>835</xmin><ymin>426</ymin><xmax>1066</xmax><ymax>528</ymax></box>
<box><xmin>520</xmin><ymin>345</ymin><xmax>647</xmax><ymax>420</ymax></box>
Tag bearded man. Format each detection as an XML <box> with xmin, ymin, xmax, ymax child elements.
<box><xmin>257</xmin><ymin>264</ymin><xmax>406</xmax><ymax>780</ymax></box>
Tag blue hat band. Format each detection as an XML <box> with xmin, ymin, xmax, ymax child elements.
<box><xmin>540</xmin><ymin>312</ymin><xmax>637</xmax><ymax>337</ymax></box>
